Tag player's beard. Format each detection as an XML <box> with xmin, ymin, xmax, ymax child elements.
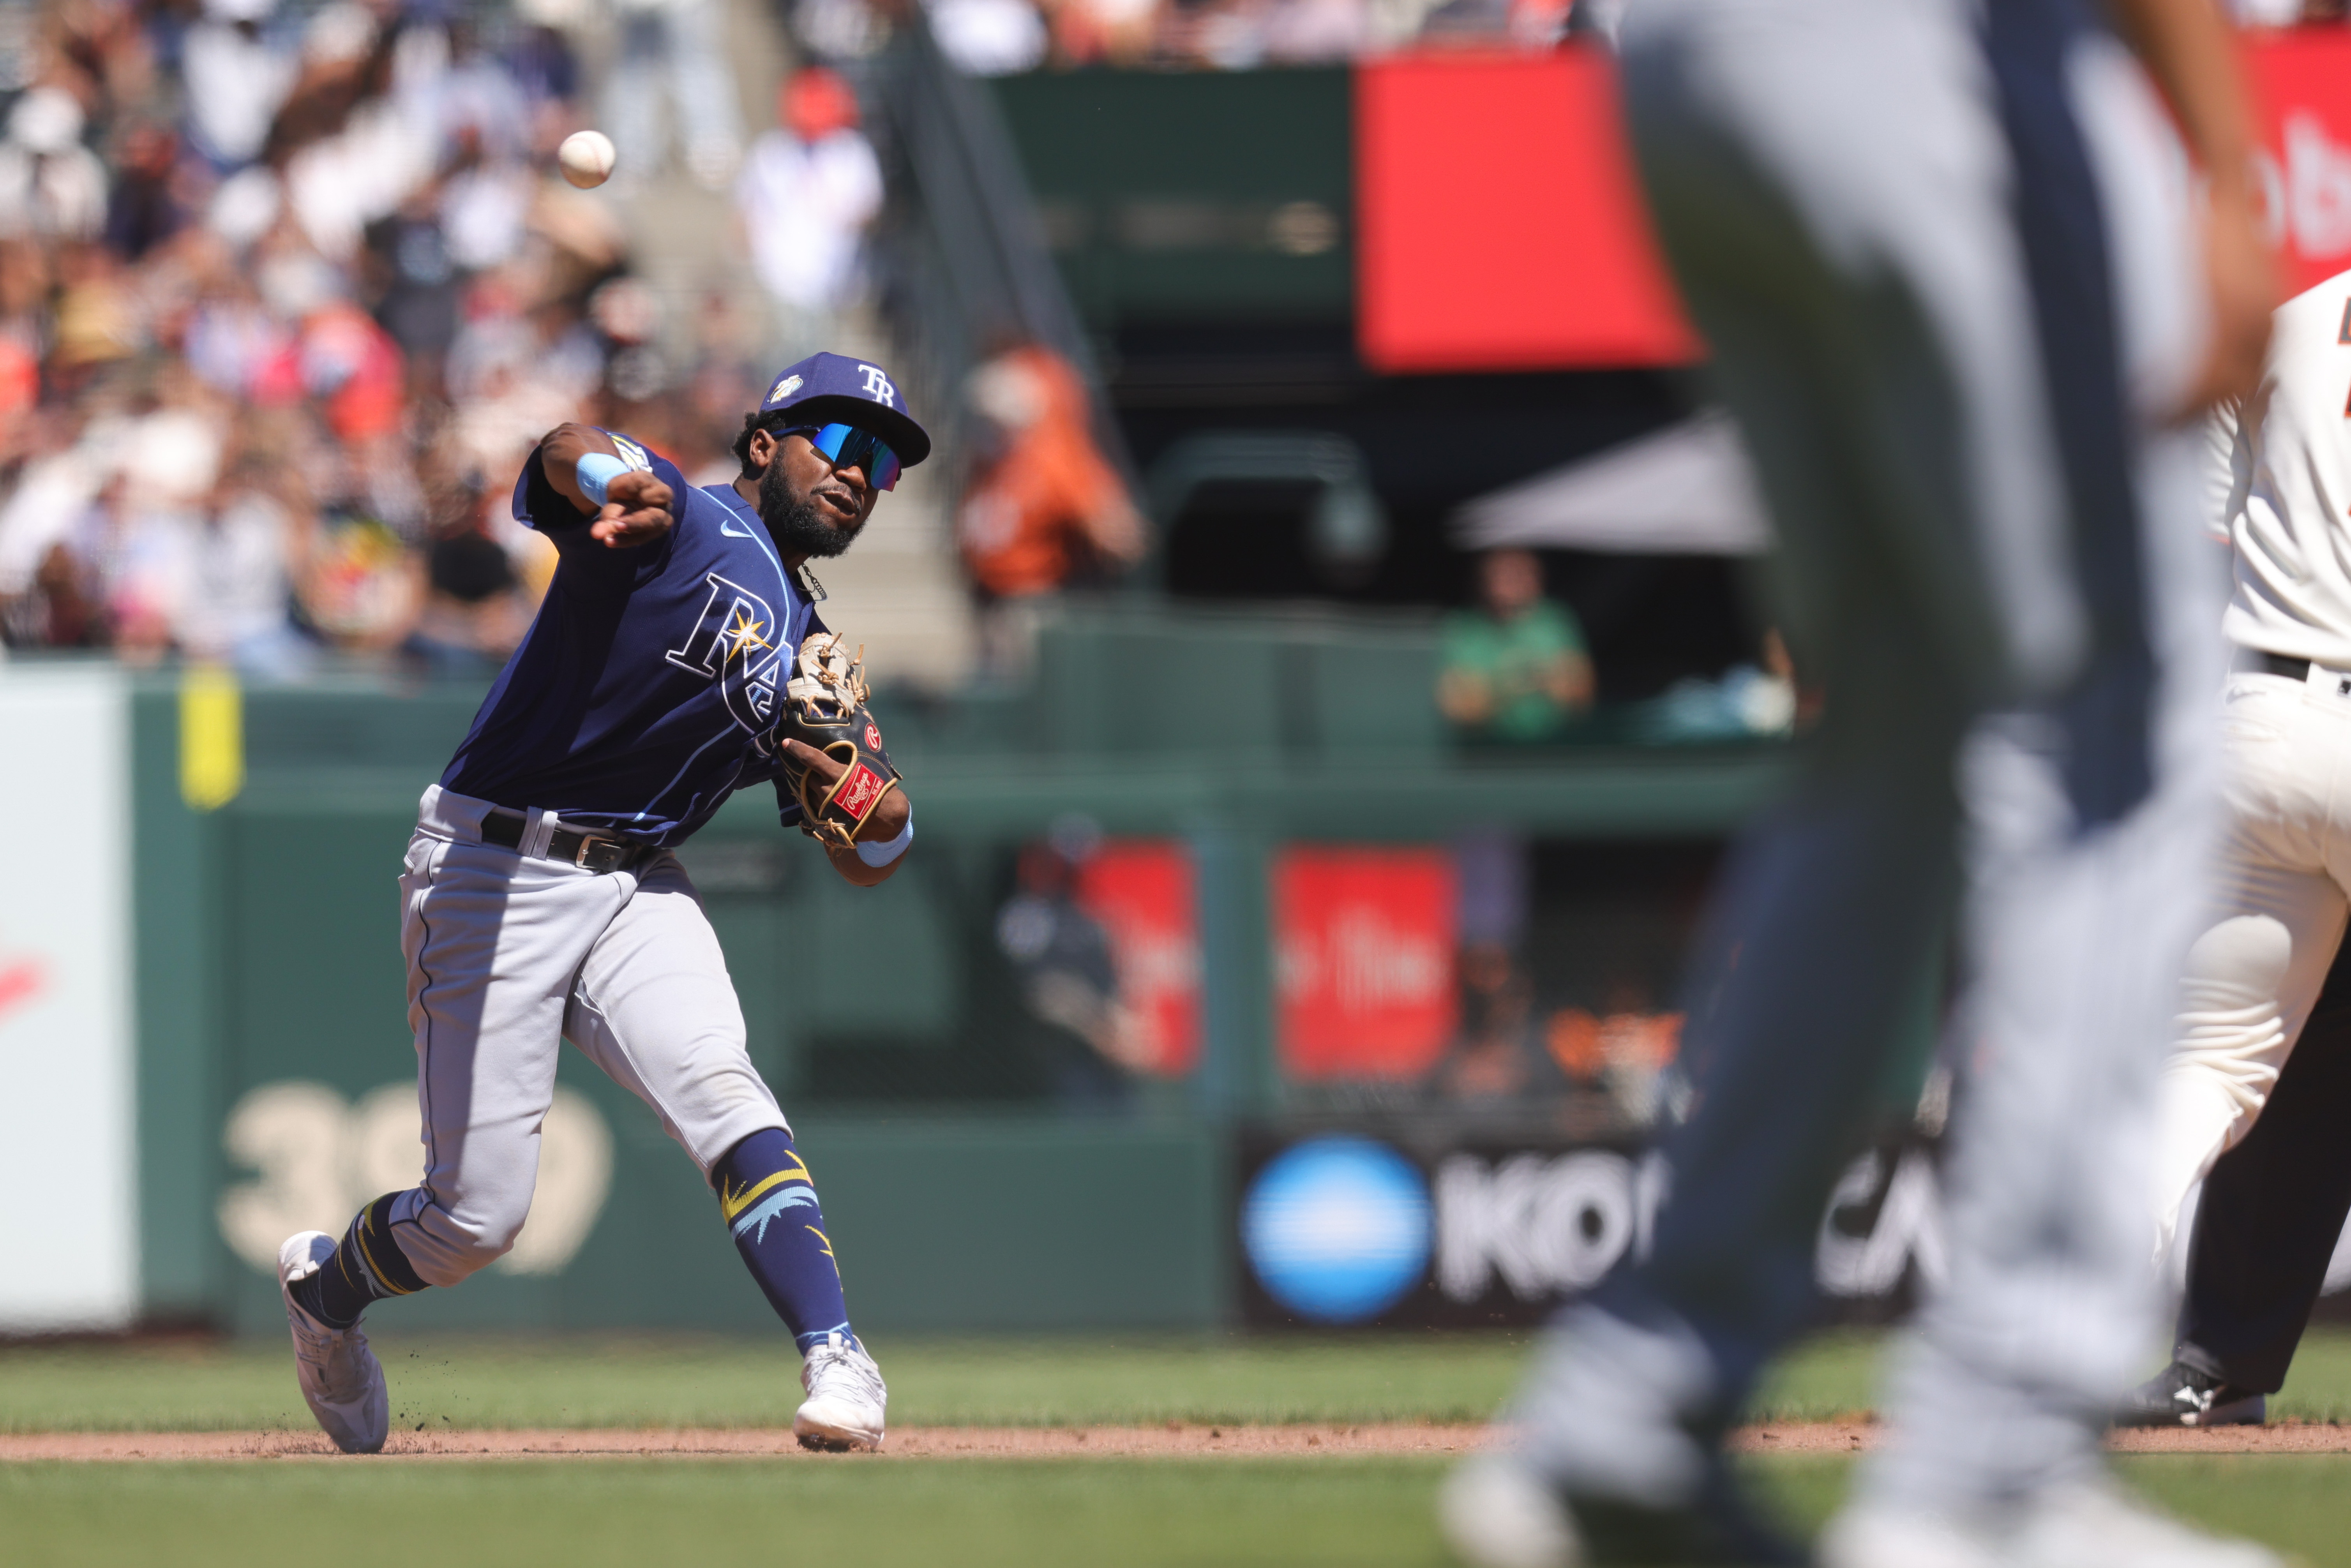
<box><xmin>759</xmin><ymin>462</ymin><xmax>861</xmax><ymax>559</ymax></box>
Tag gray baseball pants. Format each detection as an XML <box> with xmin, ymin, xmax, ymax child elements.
<box><xmin>1509</xmin><ymin>0</ymin><xmax>2220</xmax><ymax>1513</ymax></box>
<box><xmin>383</xmin><ymin>785</ymin><xmax>789</xmax><ymax>1287</ymax></box>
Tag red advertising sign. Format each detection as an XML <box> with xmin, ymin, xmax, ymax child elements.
<box><xmin>1274</xmin><ymin>846</ymin><xmax>1458</xmax><ymax>1080</ymax></box>
<box><xmin>1355</xmin><ymin>48</ymin><xmax>1701</xmax><ymax>375</ymax></box>
<box><xmin>1075</xmin><ymin>840</ymin><xmax>1202</xmax><ymax>1078</ymax></box>
<box><xmin>1356</xmin><ymin>35</ymin><xmax>2351</xmax><ymax>374</ymax></box>
<box><xmin>2250</xmin><ymin>32</ymin><xmax>2351</xmax><ymax>301</ymax></box>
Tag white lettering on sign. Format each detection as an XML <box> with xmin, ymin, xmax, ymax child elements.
<box><xmin>1434</xmin><ymin>1150</ymin><xmax>1644</xmax><ymax>1302</ymax></box>
<box><xmin>1278</xmin><ymin>907</ymin><xmax>1450</xmax><ymax>1013</ymax></box>
<box><xmin>1432</xmin><ymin>1141</ymin><xmax>1949</xmax><ymax>1308</ymax></box>
<box><xmin>1814</xmin><ymin>1146</ymin><xmax>1946</xmax><ymax>1298</ymax></box>
<box><xmin>2255</xmin><ymin>114</ymin><xmax>2351</xmax><ymax>260</ymax></box>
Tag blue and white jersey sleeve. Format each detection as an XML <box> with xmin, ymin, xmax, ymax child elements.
<box><xmin>509</xmin><ymin>429</ymin><xmax>672</xmax><ymax>563</ymax></box>
<box><xmin>443</xmin><ymin>443</ymin><xmax>826</xmax><ymax>847</ymax></box>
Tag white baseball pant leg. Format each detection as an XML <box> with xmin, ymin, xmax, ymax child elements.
<box><xmin>2148</xmin><ymin>669</ymin><xmax>2351</xmax><ymax>1260</ymax></box>
<box><xmin>385</xmin><ymin>785</ymin><xmax>787</xmax><ymax>1287</ymax></box>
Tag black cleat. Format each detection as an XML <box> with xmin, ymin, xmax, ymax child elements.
<box><xmin>2113</xmin><ymin>1360</ymin><xmax>2266</xmax><ymax>1429</ymax></box>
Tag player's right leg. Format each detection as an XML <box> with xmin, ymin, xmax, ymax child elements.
<box><xmin>2124</xmin><ymin>921</ymin><xmax>2351</xmax><ymax>1425</ymax></box>
<box><xmin>560</xmin><ymin>850</ymin><xmax>886</xmax><ymax>1450</ymax></box>
<box><xmin>279</xmin><ymin>788</ymin><xmax>605</xmax><ymax>1451</ymax></box>
<box><xmin>2146</xmin><ymin>677</ymin><xmax>2348</xmax><ymax>1260</ymax></box>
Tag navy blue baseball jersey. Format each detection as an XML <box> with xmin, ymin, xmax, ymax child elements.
<box><xmin>440</xmin><ymin>434</ymin><xmax>828</xmax><ymax>845</ymax></box>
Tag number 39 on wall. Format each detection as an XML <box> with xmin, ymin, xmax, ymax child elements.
<box><xmin>216</xmin><ymin>1081</ymin><xmax>613</xmax><ymax>1277</ymax></box>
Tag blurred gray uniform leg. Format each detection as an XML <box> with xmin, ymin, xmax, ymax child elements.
<box><xmin>1543</xmin><ymin>0</ymin><xmax>2082</xmax><ymax>1464</ymax></box>
<box><xmin>1513</xmin><ymin>0</ymin><xmax>2215</xmax><ymax>1506</ymax></box>
<box><xmin>1587</xmin><ymin>0</ymin><xmax>2218</xmax><ymax>1512</ymax></box>
<box><xmin>1865</xmin><ymin>17</ymin><xmax>2223</xmax><ymax>1506</ymax></box>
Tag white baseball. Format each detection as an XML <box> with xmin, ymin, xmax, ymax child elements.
<box><xmin>558</xmin><ymin>130</ymin><xmax>616</xmax><ymax>190</ymax></box>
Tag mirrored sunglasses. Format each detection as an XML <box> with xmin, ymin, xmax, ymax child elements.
<box><xmin>792</xmin><ymin>422</ymin><xmax>902</xmax><ymax>492</ymax></box>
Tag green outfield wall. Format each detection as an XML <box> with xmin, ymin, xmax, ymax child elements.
<box><xmin>67</xmin><ymin>607</ymin><xmax>1801</xmax><ymax>1335</ymax></box>
<box><xmin>988</xmin><ymin>69</ymin><xmax>1353</xmax><ymax>332</ymax></box>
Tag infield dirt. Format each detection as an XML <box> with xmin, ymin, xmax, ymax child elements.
<box><xmin>7</xmin><ymin>1421</ymin><xmax>2351</xmax><ymax>1461</ymax></box>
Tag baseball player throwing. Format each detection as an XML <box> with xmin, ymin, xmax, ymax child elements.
<box><xmin>2126</xmin><ymin>267</ymin><xmax>2351</xmax><ymax>1424</ymax></box>
<box><xmin>274</xmin><ymin>352</ymin><xmax>925</xmax><ymax>1455</ymax></box>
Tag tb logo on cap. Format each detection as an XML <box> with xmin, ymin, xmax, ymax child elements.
<box><xmin>858</xmin><ymin>365</ymin><xmax>896</xmax><ymax>407</ymax></box>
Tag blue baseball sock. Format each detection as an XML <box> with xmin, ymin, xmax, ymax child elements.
<box><xmin>292</xmin><ymin>1192</ymin><xmax>431</xmax><ymax>1330</ymax></box>
<box><xmin>713</xmin><ymin>1129</ymin><xmax>856</xmax><ymax>1354</ymax></box>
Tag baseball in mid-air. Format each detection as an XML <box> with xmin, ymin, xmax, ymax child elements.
<box><xmin>558</xmin><ymin>130</ymin><xmax>616</xmax><ymax>189</ymax></box>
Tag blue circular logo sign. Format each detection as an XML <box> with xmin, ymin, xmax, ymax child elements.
<box><xmin>1242</xmin><ymin>1136</ymin><xmax>1431</xmax><ymax>1323</ymax></box>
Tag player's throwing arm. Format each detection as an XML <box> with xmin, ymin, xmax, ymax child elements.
<box><xmin>270</xmin><ymin>354</ymin><xmax>932</xmax><ymax>1455</ymax></box>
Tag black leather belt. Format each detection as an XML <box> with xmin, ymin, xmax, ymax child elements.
<box><xmin>2233</xmin><ymin>649</ymin><xmax>2311</xmax><ymax>682</ymax></box>
<box><xmin>480</xmin><ymin>808</ymin><xmax>646</xmax><ymax>874</ymax></box>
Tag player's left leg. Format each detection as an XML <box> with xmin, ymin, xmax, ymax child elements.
<box><xmin>1444</xmin><ymin>5</ymin><xmax>2030</xmax><ymax>1558</ymax></box>
<box><xmin>558</xmin><ymin>851</ymin><xmax>886</xmax><ymax>1450</ymax></box>
<box><xmin>1829</xmin><ymin>23</ymin><xmax>2259</xmax><ymax>1564</ymax></box>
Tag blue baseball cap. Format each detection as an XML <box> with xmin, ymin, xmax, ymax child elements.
<box><xmin>757</xmin><ymin>352</ymin><xmax>931</xmax><ymax>468</ymax></box>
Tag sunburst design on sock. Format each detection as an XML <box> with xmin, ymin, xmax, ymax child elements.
<box><xmin>713</xmin><ymin>1129</ymin><xmax>857</xmax><ymax>1353</ymax></box>
<box><xmin>719</xmin><ymin>1152</ymin><xmax>813</xmax><ymax>1221</ymax></box>
<box><xmin>805</xmin><ymin>1225</ymin><xmax>839</xmax><ymax>1276</ymax></box>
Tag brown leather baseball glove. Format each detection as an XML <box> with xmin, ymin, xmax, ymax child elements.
<box><xmin>777</xmin><ymin>631</ymin><xmax>902</xmax><ymax>852</ymax></box>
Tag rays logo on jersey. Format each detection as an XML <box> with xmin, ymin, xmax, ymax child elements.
<box><xmin>664</xmin><ymin>573</ymin><xmax>786</xmax><ymax>743</ymax></box>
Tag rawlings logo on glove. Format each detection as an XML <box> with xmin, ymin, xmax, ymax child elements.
<box><xmin>778</xmin><ymin>632</ymin><xmax>902</xmax><ymax>851</ymax></box>
<box><xmin>831</xmin><ymin>760</ymin><xmax>890</xmax><ymax>820</ymax></box>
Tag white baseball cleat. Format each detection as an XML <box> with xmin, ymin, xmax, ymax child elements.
<box><xmin>1439</xmin><ymin>1453</ymin><xmax>1585</xmax><ymax>1568</ymax></box>
<box><xmin>278</xmin><ymin>1231</ymin><xmax>389</xmax><ymax>1455</ymax></box>
<box><xmin>2009</xmin><ymin>1479</ymin><xmax>2282</xmax><ymax>1568</ymax></box>
<box><xmin>794</xmin><ymin>1331</ymin><xmax>886</xmax><ymax>1452</ymax></box>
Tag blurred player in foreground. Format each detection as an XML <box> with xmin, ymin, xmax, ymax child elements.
<box><xmin>2121</xmin><ymin>265</ymin><xmax>2351</xmax><ymax>1428</ymax></box>
<box><xmin>1440</xmin><ymin>0</ymin><xmax>2275</xmax><ymax>1563</ymax></box>
<box><xmin>274</xmin><ymin>353</ymin><xmax>926</xmax><ymax>1456</ymax></box>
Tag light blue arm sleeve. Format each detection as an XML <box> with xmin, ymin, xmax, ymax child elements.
<box><xmin>574</xmin><ymin>451</ymin><xmax>630</xmax><ymax>506</ymax></box>
<box><xmin>854</xmin><ymin>809</ymin><xmax>914</xmax><ymax>868</ymax></box>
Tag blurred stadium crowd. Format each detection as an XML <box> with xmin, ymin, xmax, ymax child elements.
<box><xmin>0</xmin><ymin>0</ymin><xmax>791</xmax><ymax>676</ymax></box>
<box><xmin>898</xmin><ymin>0</ymin><xmax>2351</xmax><ymax>73</ymax></box>
<box><xmin>894</xmin><ymin>0</ymin><xmax>1581</xmax><ymax>75</ymax></box>
<box><xmin>0</xmin><ymin>0</ymin><xmax>1621</xmax><ymax>679</ymax></box>
<box><xmin>2</xmin><ymin>0</ymin><xmax>2337</xmax><ymax>677</ymax></box>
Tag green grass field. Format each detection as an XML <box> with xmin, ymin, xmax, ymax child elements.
<box><xmin>17</xmin><ymin>1323</ymin><xmax>2351</xmax><ymax>1431</ymax></box>
<box><xmin>8</xmin><ymin>1329</ymin><xmax>2351</xmax><ymax>1566</ymax></box>
<box><xmin>0</xmin><ymin>1329</ymin><xmax>1547</xmax><ymax>1433</ymax></box>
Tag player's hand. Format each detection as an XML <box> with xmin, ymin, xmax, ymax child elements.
<box><xmin>782</xmin><ymin>737</ymin><xmax>911</xmax><ymax>843</ymax></box>
<box><xmin>589</xmin><ymin>470</ymin><xmax>676</xmax><ymax>549</ymax></box>
<box><xmin>2174</xmin><ymin>180</ymin><xmax>2276</xmax><ymax>420</ymax></box>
